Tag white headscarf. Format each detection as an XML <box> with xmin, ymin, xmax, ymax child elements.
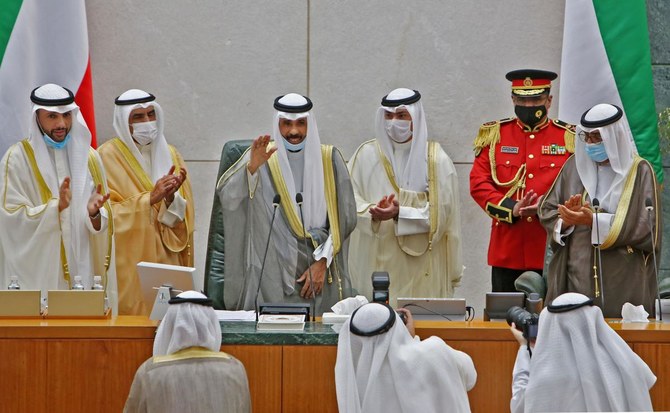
<box><xmin>113</xmin><ymin>89</ymin><xmax>173</xmax><ymax>183</ymax></box>
<box><xmin>575</xmin><ymin>103</ymin><xmax>637</xmax><ymax>212</ymax></box>
<box><xmin>153</xmin><ymin>291</ymin><xmax>222</xmax><ymax>356</ymax></box>
<box><xmin>335</xmin><ymin>303</ymin><xmax>475</xmax><ymax>413</ymax></box>
<box><xmin>524</xmin><ymin>293</ymin><xmax>655</xmax><ymax>412</ymax></box>
<box><xmin>29</xmin><ymin>83</ymin><xmax>94</xmax><ymax>279</ymax></box>
<box><xmin>375</xmin><ymin>88</ymin><xmax>429</xmax><ymax>192</ymax></box>
<box><xmin>272</xmin><ymin>93</ymin><xmax>327</xmax><ymax>230</ymax></box>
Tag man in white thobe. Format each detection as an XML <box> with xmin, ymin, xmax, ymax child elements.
<box><xmin>335</xmin><ymin>302</ymin><xmax>476</xmax><ymax>413</ymax></box>
<box><xmin>0</xmin><ymin>84</ymin><xmax>117</xmax><ymax>313</ymax></box>
<box><xmin>348</xmin><ymin>88</ymin><xmax>463</xmax><ymax>305</ymax></box>
<box><xmin>510</xmin><ymin>292</ymin><xmax>656</xmax><ymax>412</ymax></box>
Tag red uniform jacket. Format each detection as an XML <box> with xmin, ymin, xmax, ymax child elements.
<box><xmin>470</xmin><ymin>117</ymin><xmax>575</xmax><ymax>270</ymax></box>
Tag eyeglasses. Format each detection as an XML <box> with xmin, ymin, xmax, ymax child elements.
<box><xmin>578</xmin><ymin>131</ymin><xmax>602</xmax><ymax>143</ymax></box>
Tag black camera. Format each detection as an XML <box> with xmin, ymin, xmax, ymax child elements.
<box><xmin>371</xmin><ymin>272</ymin><xmax>390</xmax><ymax>304</ymax></box>
<box><xmin>506</xmin><ymin>306</ymin><xmax>539</xmax><ymax>340</ymax></box>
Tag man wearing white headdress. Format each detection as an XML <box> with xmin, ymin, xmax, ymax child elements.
<box><xmin>124</xmin><ymin>291</ymin><xmax>251</xmax><ymax>413</ymax></box>
<box><xmin>217</xmin><ymin>93</ymin><xmax>357</xmax><ymax>315</ymax></box>
<box><xmin>0</xmin><ymin>84</ymin><xmax>118</xmax><ymax>313</ymax></box>
<box><xmin>347</xmin><ymin>88</ymin><xmax>463</xmax><ymax>305</ymax></box>
<box><xmin>335</xmin><ymin>302</ymin><xmax>476</xmax><ymax>413</ymax></box>
<box><xmin>510</xmin><ymin>292</ymin><xmax>655</xmax><ymax>412</ymax></box>
<box><xmin>98</xmin><ymin>90</ymin><xmax>194</xmax><ymax>315</ymax></box>
<box><xmin>539</xmin><ymin>103</ymin><xmax>660</xmax><ymax>317</ymax></box>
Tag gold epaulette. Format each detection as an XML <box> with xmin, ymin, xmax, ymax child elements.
<box><xmin>553</xmin><ymin>119</ymin><xmax>576</xmax><ymax>153</ymax></box>
<box><xmin>473</xmin><ymin>118</ymin><xmax>513</xmax><ymax>156</ymax></box>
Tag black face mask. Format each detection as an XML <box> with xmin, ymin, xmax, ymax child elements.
<box><xmin>515</xmin><ymin>105</ymin><xmax>547</xmax><ymax>128</ymax></box>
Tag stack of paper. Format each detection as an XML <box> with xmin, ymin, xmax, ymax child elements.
<box><xmin>257</xmin><ymin>314</ymin><xmax>306</xmax><ymax>331</ymax></box>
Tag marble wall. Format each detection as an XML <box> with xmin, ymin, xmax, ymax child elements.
<box><xmin>87</xmin><ymin>1</ymin><xmax>668</xmax><ymax>313</ymax></box>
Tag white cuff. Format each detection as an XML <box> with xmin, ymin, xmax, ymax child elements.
<box><xmin>591</xmin><ymin>212</ymin><xmax>614</xmax><ymax>245</ymax></box>
<box><xmin>553</xmin><ymin>218</ymin><xmax>575</xmax><ymax>246</ymax></box>
<box><xmin>313</xmin><ymin>234</ymin><xmax>334</xmax><ymax>267</ymax></box>
<box><xmin>396</xmin><ymin>204</ymin><xmax>431</xmax><ymax>236</ymax></box>
<box><xmin>158</xmin><ymin>192</ymin><xmax>186</xmax><ymax>228</ymax></box>
<box><xmin>85</xmin><ymin>207</ymin><xmax>109</xmax><ymax>234</ymax></box>
<box><xmin>246</xmin><ymin>165</ymin><xmax>260</xmax><ymax>198</ymax></box>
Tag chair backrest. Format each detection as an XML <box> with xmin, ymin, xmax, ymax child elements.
<box><xmin>203</xmin><ymin>139</ymin><xmax>252</xmax><ymax>309</ymax></box>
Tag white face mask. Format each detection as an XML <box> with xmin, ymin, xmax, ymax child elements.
<box><xmin>131</xmin><ymin>121</ymin><xmax>158</xmax><ymax>145</ymax></box>
<box><xmin>384</xmin><ymin>119</ymin><xmax>412</xmax><ymax>143</ymax></box>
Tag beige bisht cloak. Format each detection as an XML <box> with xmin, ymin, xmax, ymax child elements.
<box><xmin>347</xmin><ymin>140</ymin><xmax>463</xmax><ymax>306</ymax></box>
<box><xmin>98</xmin><ymin>138</ymin><xmax>194</xmax><ymax>315</ymax></box>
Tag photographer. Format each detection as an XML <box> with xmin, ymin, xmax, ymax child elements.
<box><xmin>509</xmin><ymin>293</ymin><xmax>655</xmax><ymax>413</ymax></box>
<box><xmin>335</xmin><ymin>303</ymin><xmax>476</xmax><ymax>413</ymax></box>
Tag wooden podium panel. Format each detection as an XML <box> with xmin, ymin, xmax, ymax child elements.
<box><xmin>1</xmin><ymin>317</ymin><xmax>669</xmax><ymax>412</ymax></box>
<box><xmin>0</xmin><ymin>340</ymin><xmax>47</xmax><ymax>412</ymax></box>
<box><xmin>222</xmin><ymin>345</ymin><xmax>282</xmax><ymax>413</ymax></box>
<box><xmin>282</xmin><ymin>345</ymin><xmax>338</xmax><ymax>413</ymax></box>
<box><xmin>448</xmin><ymin>340</ymin><xmax>519</xmax><ymax>412</ymax></box>
<box><xmin>46</xmin><ymin>339</ymin><xmax>153</xmax><ymax>413</ymax></box>
<box><xmin>634</xmin><ymin>343</ymin><xmax>670</xmax><ymax>410</ymax></box>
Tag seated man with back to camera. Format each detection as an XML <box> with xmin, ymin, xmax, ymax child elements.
<box><xmin>124</xmin><ymin>291</ymin><xmax>251</xmax><ymax>413</ymax></box>
<box><xmin>509</xmin><ymin>292</ymin><xmax>655</xmax><ymax>413</ymax></box>
<box><xmin>336</xmin><ymin>302</ymin><xmax>476</xmax><ymax>413</ymax></box>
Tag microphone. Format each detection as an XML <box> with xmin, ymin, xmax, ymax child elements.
<box><xmin>255</xmin><ymin>194</ymin><xmax>281</xmax><ymax>322</ymax></box>
<box><xmin>296</xmin><ymin>192</ymin><xmax>316</xmax><ymax>322</ymax></box>
<box><xmin>645</xmin><ymin>197</ymin><xmax>662</xmax><ymax>321</ymax></box>
<box><xmin>592</xmin><ymin>198</ymin><xmax>605</xmax><ymax>310</ymax></box>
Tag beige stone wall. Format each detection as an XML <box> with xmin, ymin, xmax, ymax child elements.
<box><xmin>88</xmin><ymin>0</ymin><xmax>567</xmax><ymax>313</ymax></box>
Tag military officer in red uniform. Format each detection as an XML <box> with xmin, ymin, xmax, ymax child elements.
<box><xmin>470</xmin><ymin>69</ymin><xmax>575</xmax><ymax>292</ymax></box>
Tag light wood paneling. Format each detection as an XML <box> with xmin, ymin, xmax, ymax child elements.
<box><xmin>0</xmin><ymin>340</ymin><xmax>47</xmax><ymax>413</ymax></box>
<box><xmin>282</xmin><ymin>345</ymin><xmax>338</xmax><ymax>413</ymax></box>
<box><xmin>222</xmin><ymin>344</ymin><xmax>283</xmax><ymax>413</ymax></box>
<box><xmin>46</xmin><ymin>339</ymin><xmax>153</xmax><ymax>413</ymax></box>
<box><xmin>447</xmin><ymin>340</ymin><xmax>518</xmax><ymax>413</ymax></box>
<box><xmin>634</xmin><ymin>343</ymin><xmax>670</xmax><ymax>411</ymax></box>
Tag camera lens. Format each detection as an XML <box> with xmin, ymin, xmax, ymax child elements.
<box><xmin>506</xmin><ymin>306</ymin><xmax>532</xmax><ymax>329</ymax></box>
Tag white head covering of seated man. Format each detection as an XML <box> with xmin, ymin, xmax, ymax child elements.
<box><xmin>524</xmin><ymin>292</ymin><xmax>656</xmax><ymax>412</ymax></box>
<box><xmin>335</xmin><ymin>303</ymin><xmax>475</xmax><ymax>413</ymax></box>
<box><xmin>153</xmin><ymin>291</ymin><xmax>222</xmax><ymax>356</ymax></box>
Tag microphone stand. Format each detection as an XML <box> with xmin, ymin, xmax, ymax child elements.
<box><xmin>296</xmin><ymin>192</ymin><xmax>316</xmax><ymax>322</ymax></box>
<box><xmin>592</xmin><ymin>198</ymin><xmax>605</xmax><ymax>310</ymax></box>
<box><xmin>255</xmin><ymin>194</ymin><xmax>281</xmax><ymax>323</ymax></box>
<box><xmin>645</xmin><ymin>198</ymin><xmax>662</xmax><ymax>321</ymax></box>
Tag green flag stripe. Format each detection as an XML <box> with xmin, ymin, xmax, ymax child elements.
<box><xmin>0</xmin><ymin>0</ymin><xmax>23</xmax><ymax>61</ymax></box>
<box><xmin>593</xmin><ymin>0</ymin><xmax>663</xmax><ymax>182</ymax></box>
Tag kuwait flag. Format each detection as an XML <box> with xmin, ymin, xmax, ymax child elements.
<box><xmin>0</xmin><ymin>0</ymin><xmax>96</xmax><ymax>157</ymax></box>
<box><xmin>558</xmin><ymin>0</ymin><xmax>662</xmax><ymax>182</ymax></box>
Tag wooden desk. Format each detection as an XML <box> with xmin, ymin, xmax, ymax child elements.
<box><xmin>0</xmin><ymin>317</ymin><xmax>157</xmax><ymax>413</ymax></box>
<box><xmin>1</xmin><ymin>318</ymin><xmax>668</xmax><ymax>412</ymax></box>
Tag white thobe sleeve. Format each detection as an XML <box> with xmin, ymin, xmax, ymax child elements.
<box><xmin>158</xmin><ymin>192</ymin><xmax>186</xmax><ymax>227</ymax></box>
<box><xmin>313</xmin><ymin>234</ymin><xmax>334</xmax><ymax>267</ymax></box>
<box><xmin>590</xmin><ymin>212</ymin><xmax>614</xmax><ymax>245</ymax></box>
<box><xmin>84</xmin><ymin>204</ymin><xmax>109</xmax><ymax>234</ymax></box>
<box><xmin>552</xmin><ymin>218</ymin><xmax>575</xmax><ymax>246</ymax></box>
<box><xmin>510</xmin><ymin>346</ymin><xmax>531</xmax><ymax>413</ymax></box>
<box><xmin>395</xmin><ymin>203</ymin><xmax>431</xmax><ymax>236</ymax></box>
<box><xmin>245</xmin><ymin>165</ymin><xmax>261</xmax><ymax>199</ymax></box>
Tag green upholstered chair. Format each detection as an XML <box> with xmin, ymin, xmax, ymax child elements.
<box><xmin>203</xmin><ymin>139</ymin><xmax>252</xmax><ymax>309</ymax></box>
